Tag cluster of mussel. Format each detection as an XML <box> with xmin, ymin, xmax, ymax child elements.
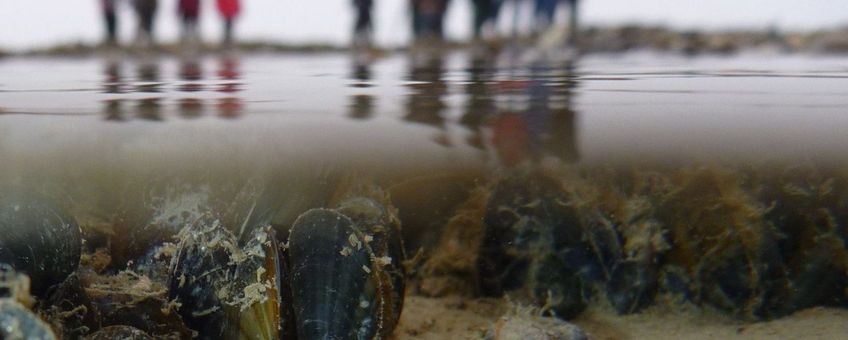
<box><xmin>423</xmin><ymin>165</ymin><xmax>848</xmax><ymax>321</ymax></box>
<box><xmin>0</xmin><ymin>186</ymin><xmax>406</xmax><ymax>339</ymax></box>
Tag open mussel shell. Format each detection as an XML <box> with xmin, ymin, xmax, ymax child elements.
<box><xmin>168</xmin><ymin>219</ymin><xmax>287</xmax><ymax>339</ymax></box>
<box><xmin>224</xmin><ymin>225</ymin><xmax>289</xmax><ymax>340</ymax></box>
<box><xmin>288</xmin><ymin>205</ymin><xmax>404</xmax><ymax>340</ymax></box>
<box><xmin>0</xmin><ymin>189</ymin><xmax>81</xmax><ymax>296</ymax></box>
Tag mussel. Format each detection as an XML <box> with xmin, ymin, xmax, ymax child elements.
<box><xmin>167</xmin><ymin>192</ymin><xmax>406</xmax><ymax>339</ymax></box>
<box><xmin>168</xmin><ymin>218</ymin><xmax>287</xmax><ymax>339</ymax></box>
<box><xmin>0</xmin><ymin>189</ymin><xmax>81</xmax><ymax>296</ymax></box>
<box><xmin>288</xmin><ymin>199</ymin><xmax>405</xmax><ymax>340</ymax></box>
<box><xmin>478</xmin><ymin>172</ymin><xmax>592</xmax><ymax>319</ymax></box>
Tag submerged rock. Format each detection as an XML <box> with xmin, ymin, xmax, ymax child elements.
<box><xmin>0</xmin><ymin>299</ymin><xmax>57</xmax><ymax>340</ymax></box>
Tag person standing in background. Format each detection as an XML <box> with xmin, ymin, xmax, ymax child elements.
<box><xmin>133</xmin><ymin>0</ymin><xmax>158</xmax><ymax>46</ymax></box>
<box><xmin>566</xmin><ymin>0</ymin><xmax>579</xmax><ymax>45</ymax></box>
<box><xmin>216</xmin><ymin>0</ymin><xmax>241</xmax><ymax>46</ymax></box>
<box><xmin>410</xmin><ymin>0</ymin><xmax>452</xmax><ymax>40</ymax></box>
<box><xmin>352</xmin><ymin>0</ymin><xmax>374</xmax><ymax>48</ymax></box>
<box><xmin>471</xmin><ymin>0</ymin><xmax>503</xmax><ymax>39</ymax></box>
<box><xmin>178</xmin><ymin>0</ymin><xmax>201</xmax><ymax>43</ymax></box>
<box><xmin>102</xmin><ymin>0</ymin><xmax>119</xmax><ymax>45</ymax></box>
<box><xmin>533</xmin><ymin>0</ymin><xmax>579</xmax><ymax>45</ymax></box>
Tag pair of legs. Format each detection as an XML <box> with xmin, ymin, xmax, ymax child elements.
<box><xmin>104</xmin><ymin>11</ymin><xmax>118</xmax><ymax>43</ymax></box>
<box><xmin>354</xmin><ymin>0</ymin><xmax>374</xmax><ymax>34</ymax></box>
<box><xmin>353</xmin><ymin>0</ymin><xmax>374</xmax><ymax>47</ymax></box>
<box><xmin>533</xmin><ymin>0</ymin><xmax>579</xmax><ymax>44</ymax></box>
<box><xmin>471</xmin><ymin>0</ymin><xmax>503</xmax><ymax>39</ymax></box>
<box><xmin>411</xmin><ymin>0</ymin><xmax>451</xmax><ymax>39</ymax></box>
<box><xmin>134</xmin><ymin>0</ymin><xmax>158</xmax><ymax>42</ymax></box>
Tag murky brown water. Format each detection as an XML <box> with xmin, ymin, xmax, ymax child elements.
<box><xmin>1</xmin><ymin>50</ymin><xmax>847</xmax><ymax>339</ymax></box>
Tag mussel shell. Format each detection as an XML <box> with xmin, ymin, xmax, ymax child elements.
<box><xmin>224</xmin><ymin>226</ymin><xmax>289</xmax><ymax>340</ymax></box>
<box><xmin>605</xmin><ymin>260</ymin><xmax>658</xmax><ymax>314</ymax></box>
<box><xmin>0</xmin><ymin>190</ymin><xmax>81</xmax><ymax>296</ymax></box>
<box><xmin>168</xmin><ymin>220</ymin><xmax>232</xmax><ymax>338</ymax></box>
<box><xmin>478</xmin><ymin>173</ymin><xmax>591</xmax><ymax>319</ymax></box>
<box><xmin>169</xmin><ymin>220</ymin><xmax>287</xmax><ymax>339</ymax></box>
<box><xmin>288</xmin><ymin>209</ymin><xmax>375</xmax><ymax>339</ymax></box>
<box><xmin>337</xmin><ymin>197</ymin><xmax>406</xmax><ymax>329</ymax></box>
<box><xmin>288</xmin><ymin>207</ymin><xmax>404</xmax><ymax>340</ymax></box>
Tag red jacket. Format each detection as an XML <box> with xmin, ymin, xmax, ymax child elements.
<box><xmin>179</xmin><ymin>0</ymin><xmax>201</xmax><ymax>17</ymax></box>
<box><xmin>217</xmin><ymin>0</ymin><xmax>240</xmax><ymax>19</ymax></box>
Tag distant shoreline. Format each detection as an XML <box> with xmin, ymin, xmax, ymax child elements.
<box><xmin>2</xmin><ymin>25</ymin><xmax>847</xmax><ymax>58</ymax></box>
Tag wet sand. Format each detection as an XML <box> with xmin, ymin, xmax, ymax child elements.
<box><xmin>398</xmin><ymin>296</ymin><xmax>848</xmax><ymax>339</ymax></box>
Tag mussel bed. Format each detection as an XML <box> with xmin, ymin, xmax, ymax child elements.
<box><xmin>1</xmin><ymin>160</ymin><xmax>847</xmax><ymax>339</ymax></box>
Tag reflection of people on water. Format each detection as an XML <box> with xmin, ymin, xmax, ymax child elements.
<box><xmin>348</xmin><ymin>95</ymin><xmax>375</xmax><ymax>120</ymax></box>
<box><xmin>136</xmin><ymin>97</ymin><xmax>163</xmax><ymax>121</ymax></box>
<box><xmin>217</xmin><ymin>97</ymin><xmax>244</xmax><ymax>119</ymax></box>
<box><xmin>102</xmin><ymin>54</ymin><xmax>124</xmax><ymax>93</ymax></box>
<box><xmin>135</xmin><ymin>56</ymin><xmax>161</xmax><ymax>92</ymax></box>
<box><xmin>178</xmin><ymin>98</ymin><xmax>205</xmax><ymax>119</ymax></box>
<box><xmin>216</xmin><ymin>53</ymin><xmax>242</xmax><ymax>93</ymax></box>
<box><xmin>461</xmin><ymin>54</ymin><xmax>498</xmax><ymax>149</ymax></box>
<box><xmin>405</xmin><ymin>53</ymin><xmax>452</xmax><ymax>146</ymax></box>
<box><xmin>103</xmin><ymin>99</ymin><xmax>125</xmax><ymax>121</ymax></box>
<box><xmin>404</xmin><ymin>54</ymin><xmax>447</xmax><ymax>128</ymax></box>
<box><xmin>351</xmin><ymin>62</ymin><xmax>372</xmax><ymax>84</ymax></box>
<box><xmin>488</xmin><ymin>61</ymin><xmax>579</xmax><ymax>166</ymax></box>
<box><xmin>217</xmin><ymin>53</ymin><xmax>240</xmax><ymax>80</ymax></box>
<box><xmin>178</xmin><ymin>53</ymin><xmax>204</xmax><ymax>92</ymax></box>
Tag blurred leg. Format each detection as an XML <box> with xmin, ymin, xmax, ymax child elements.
<box><xmin>104</xmin><ymin>11</ymin><xmax>118</xmax><ymax>43</ymax></box>
<box><xmin>223</xmin><ymin>19</ymin><xmax>234</xmax><ymax>45</ymax></box>
<box><xmin>567</xmin><ymin>0</ymin><xmax>578</xmax><ymax>45</ymax></box>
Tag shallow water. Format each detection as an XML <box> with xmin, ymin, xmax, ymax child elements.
<box><xmin>3</xmin><ymin>51</ymin><xmax>848</xmax><ymax>171</ymax></box>
<box><xmin>1</xmin><ymin>49</ymin><xmax>848</xmax><ymax>337</ymax></box>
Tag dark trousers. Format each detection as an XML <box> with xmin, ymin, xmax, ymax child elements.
<box><xmin>134</xmin><ymin>0</ymin><xmax>158</xmax><ymax>35</ymax></box>
<box><xmin>411</xmin><ymin>0</ymin><xmax>450</xmax><ymax>38</ymax></box>
<box><xmin>472</xmin><ymin>0</ymin><xmax>502</xmax><ymax>38</ymax></box>
<box><xmin>354</xmin><ymin>0</ymin><xmax>373</xmax><ymax>33</ymax></box>
<box><xmin>223</xmin><ymin>19</ymin><xmax>234</xmax><ymax>44</ymax></box>
<box><xmin>104</xmin><ymin>11</ymin><xmax>117</xmax><ymax>41</ymax></box>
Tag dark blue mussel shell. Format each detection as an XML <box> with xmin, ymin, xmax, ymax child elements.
<box><xmin>168</xmin><ymin>219</ymin><xmax>288</xmax><ymax>339</ymax></box>
<box><xmin>288</xmin><ymin>199</ymin><xmax>405</xmax><ymax>340</ymax></box>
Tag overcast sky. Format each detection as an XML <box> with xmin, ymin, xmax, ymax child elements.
<box><xmin>1</xmin><ymin>0</ymin><xmax>847</xmax><ymax>50</ymax></box>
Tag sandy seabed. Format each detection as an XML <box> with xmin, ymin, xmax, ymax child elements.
<box><xmin>396</xmin><ymin>295</ymin><xmax>848</xmax><ymax>339</ymax></box>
